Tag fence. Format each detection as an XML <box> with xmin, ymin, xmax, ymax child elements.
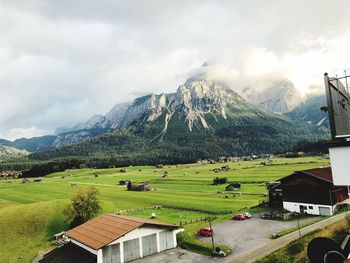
<box><xmin>179</xmin><ymin>216</ymin><xmax>217</xmax><ymax>226</ymax></box>
<box><xmin>116</xmin><ymin>205</ymin><xmax>162</xmax><ymax>214</ymax></box>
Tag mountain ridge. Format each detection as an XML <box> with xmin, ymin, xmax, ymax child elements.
<box><xmin>0</xmin><ymin>79</ymin><xmax>328</xmax><ymax>154</ymax></box>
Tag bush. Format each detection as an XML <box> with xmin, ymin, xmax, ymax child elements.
<box><xmin>287</xmin><ymin>242</ymin><xmax>304</xmax><ymax>255</ymax></box>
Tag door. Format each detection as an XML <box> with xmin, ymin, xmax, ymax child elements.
<box><xmin>159</xmin><ymin>231</ymin><xmax>174</xmax><ymax>252</ymax></box>
<box><xmin>142</xmin><ymin>234</ymin><xmax>157</xmax><ymax>257</ymax></box>
<box><xmin>103</xmin><ymin>244</ymin><xmax>120</xmax><ymax>263</ymax></box>
<box><xmin>319</xmin><ymin>206</ymin><xmax>331</xmax><ymax>216</ymax></box>
<box><xmin>123</xmin><ymin>238</ymin><xmax>140</xmax><ymax>262</ymax></box>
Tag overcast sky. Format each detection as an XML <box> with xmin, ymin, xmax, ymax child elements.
<box><xmin>1</xmin><ymin>0</ymin><xmax>350</xmax><ymax>140</ymax></box>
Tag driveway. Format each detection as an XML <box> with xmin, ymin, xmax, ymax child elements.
<box><xmin>200</xmin><ymin>216</ymin><xmax>317</xmax><ymax>255</ymax></box>
<box><xmin>132</xmin><ymin>248</ymin><xmax>221</xmax><ymax>263</ymax></box>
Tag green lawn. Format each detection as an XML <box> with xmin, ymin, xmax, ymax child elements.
<box><xmin>0</xmin><ymin>156</ymin><xmax>330</xmax><ymax>262</ymax></box>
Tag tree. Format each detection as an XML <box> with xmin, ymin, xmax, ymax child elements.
<box><xmin>64</xmin><ymin>186</ymin><xmax>101</xmax><ymax>228</ymax></box>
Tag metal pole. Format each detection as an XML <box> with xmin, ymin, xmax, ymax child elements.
<box><xmin>297</xmin><ymin>213</ymin><xmax>301</xmax><ymax>239</ymax></box>
<box><xmin>329</xmin><ymin>189</ymin><xmax>333</xmax><ymax>215</ymax></box>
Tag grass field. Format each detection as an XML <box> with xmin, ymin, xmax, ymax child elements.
<box><xmin>0</xmin><ymin>156</ymin><xmax>330</xmax><ymax>262</ymax></box>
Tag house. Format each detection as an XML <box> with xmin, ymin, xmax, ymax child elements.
<box><xmin>40</xmin><ymin>214</ymin><xmax>182</xmax><ymax>263</ymax></box>
<box><xmin>0</xmin><ymin>170</ymin><xmax>22</xmax><ymax>179</ymax></box>
<box><xmin>324</xmin><ymin>73</ymin><xmax>350</xmax><ymax>186</ymax></box>
<box><xmin>226</xmin><ymin>183</ymin><xmax>241</xmax><ymax>191</ymax></box>
<box><xmin>269</xmin><ymin>167</ymin><xmax>349</xmax><ymax>216</ymax></box>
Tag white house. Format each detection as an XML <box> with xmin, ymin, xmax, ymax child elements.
<box><xmin>40</xmin><ymin>214</ymin><xmax>182</xmax><ymax>263</ymax></box>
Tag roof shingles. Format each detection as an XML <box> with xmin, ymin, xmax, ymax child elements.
<box><xmin>65</xmin><ymin>214</ymin><xmax>178</xmax><ymax>250</ymax></box>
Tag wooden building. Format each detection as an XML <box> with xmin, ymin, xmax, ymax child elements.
<box><xmin>40</xmin><ymin>214</ymin><xmax>182</xmax><ymax>263</ymax></box>
<box><xmin>269</xmin><ymin>167</ymin><xmax>349</xmax><ymax>216</ymax></box>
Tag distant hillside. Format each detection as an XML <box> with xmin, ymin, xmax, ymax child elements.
<box><xmin>0</xmin><ymin>145</ymin><xmax>29</xmax><ymax>161</ymax></box>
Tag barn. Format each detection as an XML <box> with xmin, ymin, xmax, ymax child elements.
<box><xmin>225</xmin><ymin>183</ymin><xmax>241</xmax><ymax>191</ymax></box>
<box><xmin>41</xmin><ymin>214</ymin><xmax>182</xmax><ymax>263</ymax></box>
<box><xmin>269</xmin><ymin>167</ymin><xmax>349</xmax><ymax>216</ymax></box>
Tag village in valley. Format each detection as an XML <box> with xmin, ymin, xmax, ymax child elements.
<box><xmin>3</xmin><ymin>1</ymin><xmax>350</xmax><ymax>263</ymax></box>
<box><xmin>0</xmin><ymin>150</ymin><xmax>349</xmax><ymax>263</ymax></box>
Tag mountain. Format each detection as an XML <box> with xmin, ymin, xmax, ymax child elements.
<box><xmin>285</xmin><ymin>94</ymin><xmax>329</xmax><ymax>128</ymax></box>
<box><xmin>0</xmin><ymin>78</ymin><xmax>327</xmax><ymax>156</ymax></box>
<box><xmin>241</xmin><ymin>79</ymin><xmax>302</xmax><ymax>113</ymax></box>
<box><xmin>0</xmin><ymin>145</ymin><xmax>29</xmax><ymax>162</ymax></box>
<box><xmin>28</xmin><ymin>79</ymin><xmax>329</xmax><ymax>168</ymax></box>
<box><xmin>0</xmin><ymin>136</ymin><xmax>56</xmax><ymax>152</ymax></box>
<box><xmin>51</xmin><ymin>103</ymin><xmax>130</xmax><ymax>148</ymax></box>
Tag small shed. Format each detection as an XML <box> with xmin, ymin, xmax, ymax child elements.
<box><xmin>119</xmin><ymin>180</ymin><xmax>130</xmax><ymax>186</ymax></box>
<box><xmin>226</xmin><ymin>183</ymin><xmax>241</xmax><ymax>191</ymax></box>
<box><xmin>129</xmin><ymin>183</ymin><xmax>151</xmax><ymax>191</ymax></box>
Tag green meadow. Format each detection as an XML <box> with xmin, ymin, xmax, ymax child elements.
<box><xmin>0</xmin><ymin>156</ymin><xmax>329</xmax><ymax>262</ymax></box>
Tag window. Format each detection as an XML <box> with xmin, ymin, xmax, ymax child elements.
<box><xmin>309</xmin><ymin>206</ymin><xmax>313</xmax><ymax>210</ymax></box>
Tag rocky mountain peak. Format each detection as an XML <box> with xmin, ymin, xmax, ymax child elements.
<box><xmin>242</xmin><ymin>79</ymin><xmax>302</xmax><ymax>114</ymax></box>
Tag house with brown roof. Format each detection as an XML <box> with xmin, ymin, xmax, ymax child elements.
<box><xmin>40</xmin><ymin>214</ymin><xmax>182</xmax><ymax>263</ymax></box>
<box><xmin>269</xmin><ymin>167</ymin><xmax>349</xmax><ymax>216</ymax></box>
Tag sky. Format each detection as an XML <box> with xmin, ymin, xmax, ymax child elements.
<box><xmin>1</xmin><ymin>0</ymin><xmax>350</xmax><ymax>140</ymax></box>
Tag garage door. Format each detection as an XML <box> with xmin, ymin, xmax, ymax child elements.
<box><xmin>319</xmin><ymin>206</ymin><xmax>331</xmax><ymax>216</ymax></box>
<box><xmin>123</xmin><ymin>238</ymin><xmax>140</xmax><ymax>262</ymax></box>
<box><xmin>159</xmin><ymin>231</ymin><xmax>174</xmax><ymax>252</ymax></box>
<box><xmin>142</xmin><ymin>234</ymin><xmax>157</xmax><ymax>257</ymax></box>
<box><xmin>103</xmin><ymin>243</ymin><xmax>120</xmax><ymax>263</ymax></box>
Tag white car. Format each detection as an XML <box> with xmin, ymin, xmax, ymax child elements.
<box><xmin>243</xmin><ymin>212</ymin><xmax>252</xmax><ymax>219</ymax></box>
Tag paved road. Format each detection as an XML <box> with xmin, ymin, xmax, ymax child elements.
<box><xmin>199</xmin><ymin>216</ymin><xmax>317</xmax><ymax>255</ymax></box>
<box><xmin>132</xmin><ymin>248</ymin><xmax>220</xmax><ymax>263</ymax></box>
<box><xmin>131</xmin><ymin>212</ymin><xmax>349</xmax><ymax>263</ymax></box>
<box><xmin>224</xmin><ymin>212</ymin><xmax>350</xmax><ymax>263</ymax></box>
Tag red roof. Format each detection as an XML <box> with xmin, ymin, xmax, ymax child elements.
<box><xmin>299</xmin><ymin>167</ymin><xmax>333</xmax><ymax>183</ymax></box>
<box><xmin>65</xmin><ymin>214</ymin><xmax>178</xmax><ymax>250</ymax></box>
<box><xmin>278</xmin><ymin>167</ymin><xmax>333</xmax><ymax>184</ymax></box>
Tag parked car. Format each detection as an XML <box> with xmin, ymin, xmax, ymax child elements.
<box><xmin>243</xmin><ymin>212</ymin><xmax>252</xmax><ymax>219</ymax></box>
<box><xmin>197</xmin><ymin>227</ymin><xmax>213</xmax><ymax>237</ymax></box>
<box><xmin>260</xmin><ymin>213</ymin><xmax>273</xmax><ymax>219</ymax></box>
<box><xmin>233</xmin><ymin>214</ymin><xmax>246</xmax><ymax>220</ymax></box>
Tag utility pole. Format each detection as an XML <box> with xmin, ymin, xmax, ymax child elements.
<box><xmin>207</xmin><ymin>217</ymin><xmax>216</xmax><ymax>251</ymax></box>
<box><xmin>329</xmin><ymin>189</ymin><xmax>333</xmax><ymax>215</ymax></box>
<box><xmin>297</xmin><ymin>213</ymin><xmax>301</xmax><ymax>239</ymax></box>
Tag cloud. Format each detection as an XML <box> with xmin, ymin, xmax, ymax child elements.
<box><xmin>1</xmin><ymin>0</ymin><xmax>350</xmax><ymax>139</ymax></box>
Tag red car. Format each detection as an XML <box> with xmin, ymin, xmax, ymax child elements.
<box><xmin>197</xmin><ymin>227</ymin><xmax>213</xmax><ymax>237</ymax></box>
<box><xmin>233</xmin><ymin>214</ymin><xmax>246</xmax><ymax>220</ymax></box>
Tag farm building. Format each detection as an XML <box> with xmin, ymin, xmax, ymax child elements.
<box><xmin>269</xmin><ymin>167</ymin><xmax>349</xmax><ymax>216</ymax></box>
<box><xmin>128</xmin><ymin>182</ymin><xmax>151</xmax><ymax>191</ymax></box>
<box><xmin>226</xmin><ymin>183</ymin><xmax>241</xmax><ymax>191</ymax></box>
<box><xmin>40</xmin><ymin>214</ymin><xmax>182</xmax><ymax>263</ymax></box>
<box><xmin>118</xmin><ymin>180</ymin><xmax>130</xmax><ymax>186</ymax></box>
